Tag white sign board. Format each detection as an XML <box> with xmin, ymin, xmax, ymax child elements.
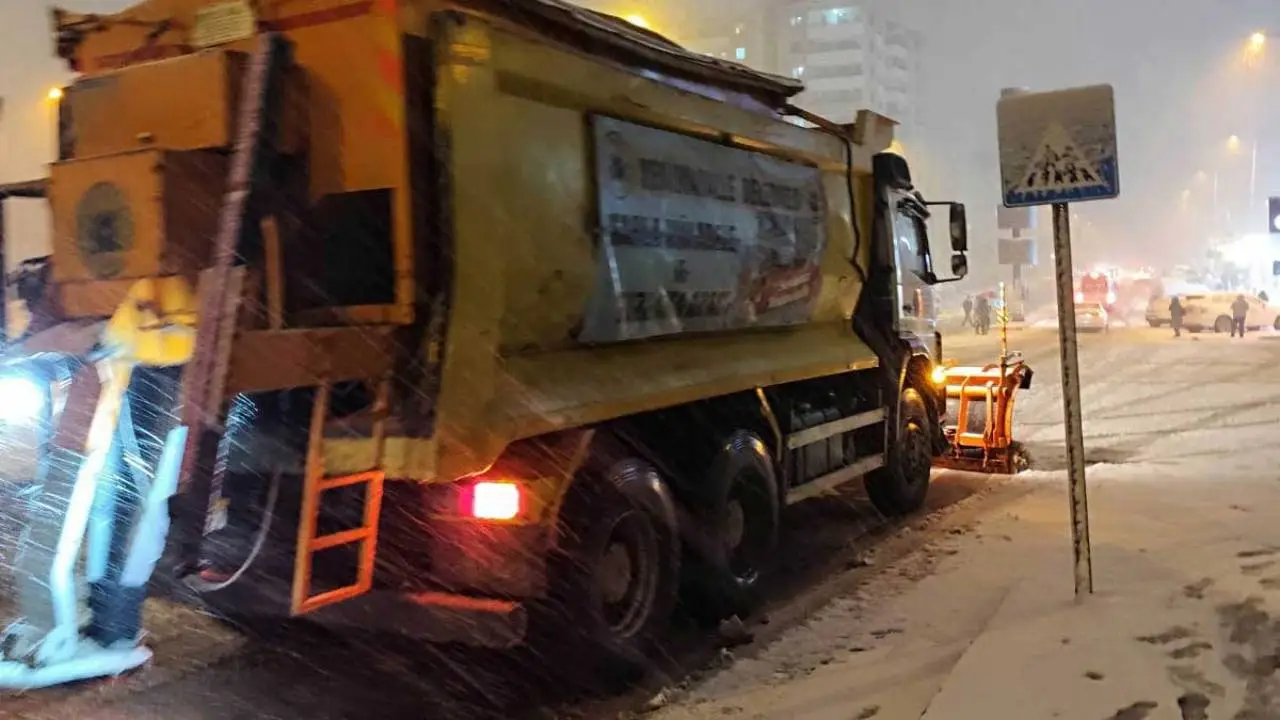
<box><xmin>582</xmin><ymin>116</ymin><xmax>826</xmax><ymax>343</ymax></box>
<box><xmin>996</xmin><ymin>204</ymin><xmax>1035</xmax><ymax>232</ymax></box>
<box><xmin>997</xmin><ymin>237</ymin><xmax>1037</xmax><ymax>266</ymax></box>
<box><xmin>193</xmin><ymin>1</ymin><xmax>257</xmax><ymax>49</ymax></box>
<box><xmin>997</xmin><ymin>84</ymin><xmax>1119</xmax><ymax>208</ymax></box>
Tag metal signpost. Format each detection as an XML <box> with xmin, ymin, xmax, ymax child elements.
<box><xmin>997</xmin><ymin>83</ymin><xmax>1120</xmax><ymax>597</ymax></box>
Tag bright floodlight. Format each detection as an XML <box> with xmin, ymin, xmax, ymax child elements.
<box><xmin>0</xmin><ymin>375</ymin><xmax>45</xmax><ymax>424</ymax></box>
<box><xmin>1250</xmin><ymin>32</ymin><xmax>1267</xmax><ymax>52</ymax></box>
<box><xmin>624</xmin><ymin>14</ymin><xmax>650</xmax><ymax>29</ymax></box>
<box><xmin>47</xmin><ymin>87</ymin><xmax>63</xmax><ymax>102</ymax></box>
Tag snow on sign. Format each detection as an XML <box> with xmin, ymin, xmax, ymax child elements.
<box><xmin>997</xmin><ymin>84</ymin><xmax>1119</xmax><ymax>208</ymax></box>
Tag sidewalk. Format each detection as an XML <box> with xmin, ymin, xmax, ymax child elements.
<box><xmin>654</xmin><ymin>469</ymin><xmax>1280</xmax><ymax>720</ymax></box>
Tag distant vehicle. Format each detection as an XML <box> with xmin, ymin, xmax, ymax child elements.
<box><xmin>1117</xmin><ymin>276</ymin><xmax>1159</xmax><ymax>318</ymax></box>
<box><xmin>1146</xmin><ymin>283</ymin><xmax>1215</xmax><ymax>327</ymax></box>
<box><xmin>1145</xmin><ymin>295</ymin><xmax>1172</xmax><ymax>327</ymax></box>
<box><xmin>1075</xmin><ymin>301</ymin><xmax>1110</xmax><ymax>333</ymax></box>
<box><xmin>1074</xmin><ymin>272</ymin><xmax>1117</xmax><ymax>313</ymax></box>
<box><xmin>1181</xmin><ymin>292</ymin><xmax>1280</xmax><ymax>333</ymax></box>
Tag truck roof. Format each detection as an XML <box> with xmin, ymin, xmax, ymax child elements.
<box><xmin>513</xmin><ymin>0</ymin><xmax>806</xmax><ymax>107</ymax></box>
<box><xmin>53</xmin><ymin>0</ymin><xmax>808</xmax><ymax>111</ymax></box>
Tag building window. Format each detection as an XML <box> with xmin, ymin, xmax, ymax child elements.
<box><xmin>810</xmin><ymin>7</ymin><xmax>858</xmax><ymax>26</ymax></box>
<box><xmin>793</xmin><ymin>38</ymin><xmax>862</xmax><ymax>53</ymax></box>
<box><xmin>735</xmin><ymin>47</ymin><xmax>746</xmax><ymax>60</ymax></box>
<box><xmin>790</xmin><ymin>15</ymin><xmax>803</xmax><ymax>26</ymax></box>
<box><xmin>791</xmin><ymin>65</ymin><xmax>805</xmax><ymax>77</ymax></box>
<box><xmin>805</xmin><ymin>63</ymin><xmax>864</xmax><ymax>80</ymax></box>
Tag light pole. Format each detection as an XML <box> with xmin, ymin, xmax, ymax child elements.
<box><xmin>1242</xmin><ymin>31</ymin><xmax>1269</xmax><ymax>226</ymax></box>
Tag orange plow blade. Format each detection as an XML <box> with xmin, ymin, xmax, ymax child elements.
<box><xmin>933</xmin><ymin>354</ymin><xmax>1033</xmax><ymax>474</ymax></box>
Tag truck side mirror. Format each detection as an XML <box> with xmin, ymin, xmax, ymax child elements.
<box><xmin>949</xmin><ymin>203</ymin><xmax>968</xmax><ymax>252</ymax></box>
<box><xmin>951</xmin><ymin>253</ymin><xmax>968</xmax><ymax>279</ymax></box>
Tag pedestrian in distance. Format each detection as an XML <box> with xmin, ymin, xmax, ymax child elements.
<box><xmin>962</xmin><ymin>295</ymin><xmax>973</xmax><ymax>327</ymax></box>
<box><xmin>1168</xmin><ymin>296</ymin><xmax>1184</xmax><ymax>338</ymax></box>
<box><xmin>1259</xmin><ymin>289</ymin><xmax>1269</xmax><ymax>303</ymax></box>
<box><xmin>1231</xmin><ymin>294</ymin><xmax>1249</xmax><ymax>338</ymax></box>
<box><xmin>975</xmin><ymin>295</ymin><xmax>991</xmax><ymax>336</ymax></box>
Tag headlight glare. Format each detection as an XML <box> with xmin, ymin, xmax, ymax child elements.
<box><xmin>0</xmin><ymin>375</ymin><xmax>47</xmax><ymax>425</ymax></box>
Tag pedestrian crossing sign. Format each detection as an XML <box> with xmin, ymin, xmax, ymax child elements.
<box><xmin>998</xmin><ymin>84</ymin><xmax>1120</xmax><ymax>208</ymax></box>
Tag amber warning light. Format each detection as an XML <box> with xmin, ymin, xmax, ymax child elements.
<box><xmin>465</xmin><ymin>481</ymin><xmax>523</xmax><ymax>520</ymax></box>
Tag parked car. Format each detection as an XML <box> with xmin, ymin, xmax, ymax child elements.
<box><xmin>1075</xmin><ymin>301</ymin><xmax>1110</xmax><ymax>333</ymax></box>
<box><xmin>1181</xmin><ymin>292</ymin><xmax>1280</xmax><ymax>333</ymax></box>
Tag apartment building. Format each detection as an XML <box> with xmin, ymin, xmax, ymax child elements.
<box><xmin>673</xmin><ymin>1</ymin><xmax>922</xmax><ymax>139</ymax></box>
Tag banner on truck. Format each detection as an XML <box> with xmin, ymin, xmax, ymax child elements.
<box><xmin>581</xmin><ymin>116</ymin><xmax>827</xmax><ymax>343</ymax></box>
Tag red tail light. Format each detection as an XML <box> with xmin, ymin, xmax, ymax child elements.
<box><xmin>464</xmin><ymin>481</ymin><xmax>522</xmax><ymax>520</ymax></box>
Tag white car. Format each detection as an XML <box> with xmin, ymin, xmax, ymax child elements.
<box><xmin>1075</xmin><ymin>301</ymin><xmax>1109</xmax><ymax>332</ymax></box>
<box><xmin>1182</xmin><ymin>292</ymin><xmax>1280</xmax><ymax>333</ymax></box>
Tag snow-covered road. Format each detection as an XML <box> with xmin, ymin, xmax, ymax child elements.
<box><xmin>5</xmin><ymin>324</ymin><xmax>1277</xmax><ymax>720</ymax></box>
<box><xmin>655</xmin><ymin>325</ymin><xmax>1280</xmax><ymax>720</ymax></box>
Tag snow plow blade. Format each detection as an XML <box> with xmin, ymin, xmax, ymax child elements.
<box><xmin>933</xmin><ymin>354</ymin><xmax>1033</xmax><ymax>474</ymax></box>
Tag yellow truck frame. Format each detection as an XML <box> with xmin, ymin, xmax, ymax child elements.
<box><xmin>0</xmin><ymin>0</ymin><xmax>970</xmax><ymax>667</ymax></box>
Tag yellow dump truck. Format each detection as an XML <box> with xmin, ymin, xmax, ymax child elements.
<box><xmin>0</xmin><ymin>0</ymin><xmax>969</xmax><ymax>670</ymax></box>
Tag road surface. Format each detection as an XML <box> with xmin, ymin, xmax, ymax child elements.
<box><xmin>653</xmin><ymin>322</ymin><xmax>1280</xmax><ymax>719</ymax></box>
<box><xmin>2</xmin><ymin>322</ymin><xmax>1266</xmax><ymax>718</ymax></box>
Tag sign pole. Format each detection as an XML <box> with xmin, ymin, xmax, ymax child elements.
<box><xmin>1010</xmin><ymin>227</ymin><xmax>1024</xmax><ymax>321</ymax></box>
<box><xmin>1051</xmin><ymin>203</ymin><xmax>1093</xmax><ymax>596</ymax></box>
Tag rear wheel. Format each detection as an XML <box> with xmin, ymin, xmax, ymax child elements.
<box><xmin>865</xmin><ymin>387</ymin><xmax>932</xmax><ymax>517</ymax></box>
<box><xmin>683</xmin><ymin>431</ymin><xmax>780</xmax><ymax>623</ymax></box>
<box><xmin>1272</xmin><ymin>315</ymin><xmax>1280</xmax><ymax>331</ymax></box>
<box><xmin>1147</xmin><ymin>319</ymin><xmax>1161</xmax><ymax>328</ymax></box>
<box><xmin>539</xmin><ymin>459</ymin><xmax>680</xmax><ymax>675</ymax></box>
<box><xmin>1214</xmin><ymin>315</ymin><xmax>1232</xmax><ymax>334</ymax></box>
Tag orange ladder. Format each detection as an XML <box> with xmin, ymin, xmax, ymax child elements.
<box><xmin>290</xmin><ymin>376</ymin><xmax>390</xmax><ymax>615</ymax></box>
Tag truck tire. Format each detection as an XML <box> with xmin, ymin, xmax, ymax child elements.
<box><xmin>682</xmin><ymin>431</ymin><xmax>780</xmax><ymax>623</ymax></box>
<box><xmin>865</xmin><ymin>387</ymin><xmax>932</xmax><ymax>517</ymax></box>
<box><xmin>539</xmin><ymin>458</ymin><xmax>680</xmax><ymax>676</ymax></box>
<box><xmin>1214</xmin><ymin>315</ymin><xmax>1232</xmax><ymax>334</ymax></box>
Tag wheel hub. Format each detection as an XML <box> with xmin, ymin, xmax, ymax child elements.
<box><xmin>598</xmin><ymin>540</ymin><xmax>634</xmax><ymax>605</ymax></box>
<box><xmin>725</xmin><ymin>500</ymin><xmax>746</xmax><ymax>551</ymax></box>
<box><xmin>903</xmin><ymin>421</ymin><xmax>929</xmax><ymax>483</ymax></box>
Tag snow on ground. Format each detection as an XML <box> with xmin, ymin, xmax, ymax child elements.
<box><xmin>655</xmin><ymin>331</ymin><xmax>1280</xmax><ymax>719</ymax></box>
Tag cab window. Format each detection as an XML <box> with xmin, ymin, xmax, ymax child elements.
<box><xmin>893</xmin><ymin>210</ymin><xmax>926</xmax><ymax>276</ymax></box>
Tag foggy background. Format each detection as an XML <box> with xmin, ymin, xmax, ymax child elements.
<box><xmin>3</xmin><ymin>0</ymin><xmax>1278</xmax><ymax>290</ymax></box>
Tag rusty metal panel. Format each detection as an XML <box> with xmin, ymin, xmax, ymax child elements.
<box><xmin>66</xmin><ymin>50</ymin><xmax>245</xmax><ymax>157</ymax></box>
<box><xmin>49</xmin><ymin>149</ymin><xmax>227</xmax><ymax>305</ymax></box>
<box><xmin>50</xmin><ymin>150</ymin><xmax>165</xmax><ymax>285</ymax></box>
<box><xmin>224</xmin><ymin>327</ymin><xmax>398</xmax><ymax>394</ymax></box>
<box><xmin>160</xmin><ymin>151</ymin><xmax>231</xmax><ymax>275</ymax></box>
<box><xmin>58</xmin><ymin>279</ymin><xmax>136</xmax><ymax>319</ymax></box>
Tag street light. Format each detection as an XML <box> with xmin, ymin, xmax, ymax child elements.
<box><xmin>46</xmin><ymin>87</ymin><xmax>63</xmax><ymax>102</ymax></box>
<box><xmin>1249</xmin><ymin>32</ymin><xmax>1267</xmax><ymax>54</ymax></box>
<box><xmin>1228</xmin><ymin>134</ymin><xmax>1242</xmax><ymax>152</ymax></box>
